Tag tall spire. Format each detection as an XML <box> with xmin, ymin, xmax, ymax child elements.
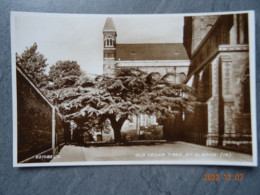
<box><xmin>103</xmin><ymin>17</ymin><xmax>117</xmax><ymax>76</ymax></box>
<box><xmin>103</xmin><ymin>17</ymin><xmax>116</xmax><ymax>33</ymax></box>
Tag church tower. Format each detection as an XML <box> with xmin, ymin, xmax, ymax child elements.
<box><xmin>103</xmin><ymin>17</ymin><xmax>117</xmax><ymax>76</ymax></box>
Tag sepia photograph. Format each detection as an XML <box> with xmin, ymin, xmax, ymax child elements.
<box><xmin>11</xmin><ymin>11</ymin><xmax>257</xmax><ymax>167</ymax></box>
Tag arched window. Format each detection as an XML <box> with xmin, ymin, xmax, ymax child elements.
<box><xmin>162</xmin><ymin>73</ymin><xmax>176</xmax><ymax>84</ymax></box>
<box><xmin>176</xmin><ymin>72</ymin><xmax>186</xmax><ymax>84</ymax></box>
<box><xmin>105</xmin><ymin>35</ymin><xmax>114</xmax><ymax>47</ymax></box>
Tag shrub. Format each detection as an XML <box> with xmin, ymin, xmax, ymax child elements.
<box><xmin>121</xmin><ymin>125</ymin><xmax>163</xmax><ymax>141</ymax></box>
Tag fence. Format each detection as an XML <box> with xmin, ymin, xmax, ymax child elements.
<box><xmin>16</xmin><ymin>66</ymin><xmax>66</xmax><ymax>163</ymax></box>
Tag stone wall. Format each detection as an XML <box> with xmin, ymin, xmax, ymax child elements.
<box><xmin>184</xmin><ymin>15</ymin><xmax>220</xmax><ymax>58</ymax></box>
<box><xmin>117</xmin><ymin>63</ymin><xmax>189</xmax><ymax>84</ymax></box>
<box><xmin>219</xmin><ymin>51</ymin><xmax>251</xmax><ymax>153</ymax></box>
<box><xmin>103</xmin><ymin>58</ymin><xmax>116</xmax><ymax>76</ymax></box>
<box><xmin>184</xmin><ymin>49</ymin><xmax>251</xmax><ymax>153</ymax></box>
<box><xmin>126</xmin><ymin>66</ymin><xmax>188</xmax><ymax>77</ymax></box>
<box><xmin>183</xmin><ymin>14</ymin><xmax>251</xmax><ymax>153</ymax></box>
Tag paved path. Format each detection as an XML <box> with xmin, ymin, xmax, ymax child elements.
<box><xmin>51</xmin><ymin>141</ymin><xmax>252</xmax><ymax>164</ymax></box>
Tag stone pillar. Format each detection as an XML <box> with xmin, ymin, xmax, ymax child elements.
<box><xmin>220</xmin><ymin>55</ymin><xmax>235</xmax><ymax>146</ymax></box>
<box><xmin>206</xmin><ymin>59</ymin><xmax>220</xmax><ymax>146</ymax></box>
<box><xmin>229</xmin><ymin>14</ymin><xmax>238</xmax><ymax>45</ymax></box>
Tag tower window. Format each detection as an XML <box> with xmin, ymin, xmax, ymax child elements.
<box><xmin>105</xmin><ymin>35</ymin><xmax>114</xmax><ymax>47</ymax></box>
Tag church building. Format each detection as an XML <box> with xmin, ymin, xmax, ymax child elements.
<box><xmin>102</xmin><ymin>17</ymin><xmax>190</xmax><ymax>133</ymax></box>
<box><xmin>103</xmin><ymin>17</ymin><xmax>190</xmax><ymax>83</ymax></box>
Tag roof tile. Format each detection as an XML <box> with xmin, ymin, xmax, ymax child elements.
<box><xmin>116</xmin><ymin>43</ymin><xmax>189</xmax><ymax>60</ymax></box>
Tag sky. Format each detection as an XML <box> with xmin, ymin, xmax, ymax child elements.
<box><xmin>13</xmin><ymin>12</ymin><xmax>184</xmax><ymax>75</ymax></box>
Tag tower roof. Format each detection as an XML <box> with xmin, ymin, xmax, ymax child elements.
<box><xmin>103</xmin><ymin>17</ymin><xmax>116</xmax><ymax>32</ymax></box>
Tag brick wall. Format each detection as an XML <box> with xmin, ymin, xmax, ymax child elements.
<box><xmin>17</xmin><ymin>67</ymin><xmax>66</xmax><ymax>162</ymax></box>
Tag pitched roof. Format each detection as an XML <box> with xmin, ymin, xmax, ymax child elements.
<box><xmin>103</xmin><ymin>17</ymin><xmax>116</xmax><ymax>32</ymax></box>
<box><xmin>116</xmin><ymin>43</ymin><xmax>189</xmax><ymax>61</ymax></box>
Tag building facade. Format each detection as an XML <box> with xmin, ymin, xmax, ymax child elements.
<box><xmin>183</xmin><ymin>14</ymin><xmax>251</xmax><ymax>153</ymax></box>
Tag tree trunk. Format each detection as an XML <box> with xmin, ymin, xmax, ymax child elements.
<box><xmin>109</xmin><ymin>116</ymin><xmax>127</xmax><ymax>143</ymax></box>
<box><xmin>100</xmin><ymin>129</ymin><xmax>103</xmax><ymax>141</ymax></box>
<box><xmin>113</xmin><ymin>126</ymin><xmax>122</xmax><ymax>143</ymax></box>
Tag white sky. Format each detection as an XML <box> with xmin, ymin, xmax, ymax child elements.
<box><xmin>13</xmin><ymin>13</ymin><xmax>184</xmax><ymax>75</ymax></box>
